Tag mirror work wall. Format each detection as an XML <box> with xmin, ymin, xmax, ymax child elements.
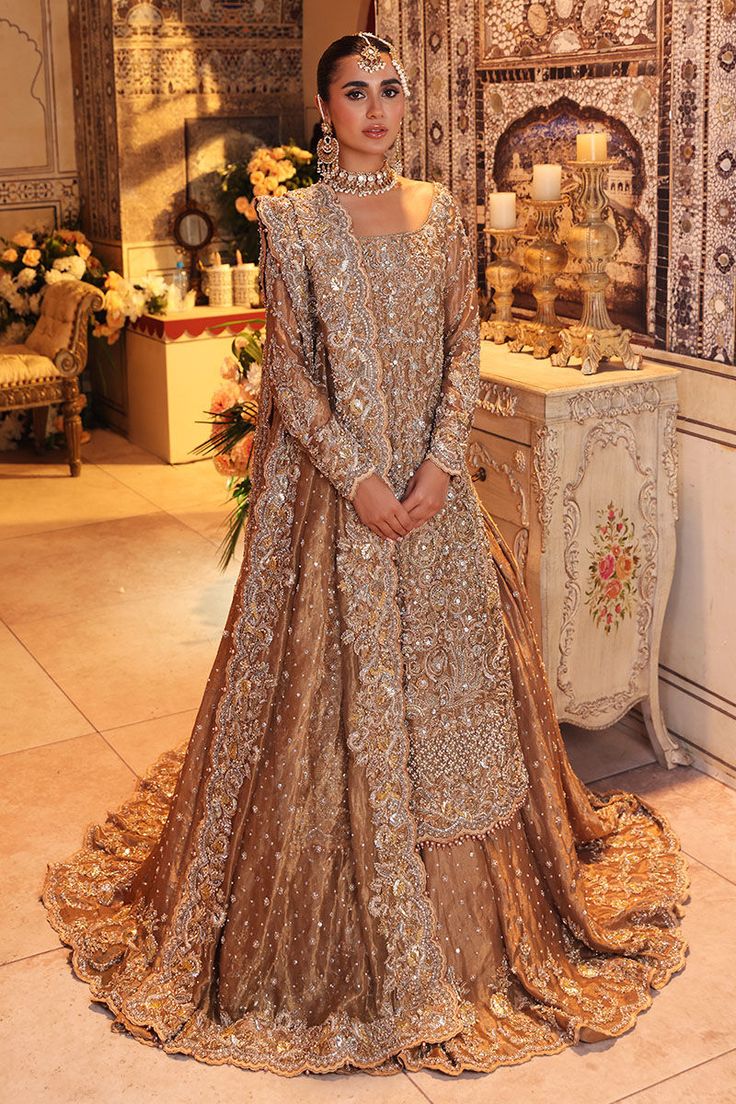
<box><xmin>377</xmin><ymin>0</ymin><xmax>736</xmax><ymax>364</ymax></box>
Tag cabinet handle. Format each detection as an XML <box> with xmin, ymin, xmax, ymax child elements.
<box><xmin>471</xmin><ymin>465</ymin><xmax>487</xmax><ymax>482</ymax></box>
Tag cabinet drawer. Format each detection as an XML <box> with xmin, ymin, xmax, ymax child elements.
<box><xmin>467</xmin><ymin>429</ymin><xmax>531</xmax><ymax>530</ymax></box>
<box><xmin>474</xmin><ymin>408</ymin><xmax>532</xmax><ymax>446</ymax></box>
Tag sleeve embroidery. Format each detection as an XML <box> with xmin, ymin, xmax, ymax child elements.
<box><xmin>425</xmin><ymin>199</ymin><xmax>480</xmax><ymax>477</ymax></box>
<box><xmin>256</xmin><ymin>198</ymin><xmax>377</xmax><ymax>503</ymax></box>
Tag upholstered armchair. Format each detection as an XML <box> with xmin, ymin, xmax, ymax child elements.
<box><xmin>0</xmin><ymin>280</ymin><xmax>105</xmax><ymax>476</ymax></box>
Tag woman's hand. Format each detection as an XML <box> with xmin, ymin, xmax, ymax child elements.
<box><xmin>352</xmin><ymin>472</ymin><xmax>416</xmax><ymax>541</ymax></box>
<box><xmin>399</xmin><ymin>459</ymin><xmax>450</xmax><ymax>530</ymax></box>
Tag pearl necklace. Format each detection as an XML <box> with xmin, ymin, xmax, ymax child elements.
<box><xmin>325</xmin><ymin>159</ymin><xmax>398</xmax><ymax>196</ymax></box>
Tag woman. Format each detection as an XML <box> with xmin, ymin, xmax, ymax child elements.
<box><xmin>42</xmin><ymin>32</ymin><xmax>689</xmax><ymax>1077</ymax></box>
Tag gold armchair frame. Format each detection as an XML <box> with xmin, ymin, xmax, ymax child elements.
<box><xmin>0</xmin><ymin>281</ymin><xmax>105</xmax><ymax>476</ymax></box>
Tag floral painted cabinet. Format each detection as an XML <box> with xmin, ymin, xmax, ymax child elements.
<box><xmin>470</xmin><ymin>345</ymin><xmax>691</xmax><ymax>769</ymax></box>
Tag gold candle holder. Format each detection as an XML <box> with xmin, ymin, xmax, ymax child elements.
<box><xmin>509</xmin><ymin>197</ymin><xmax>568</xmax><ymax>359</ymax></box>
<box><xmin>480</xmin><ymin>228</ymin><xmax>521</xmax><ymax>345</ymax></box>
<box><xmin>551</xmin><ymin>159</ymin><xmax>642</xmax><ymax>374</ymax></box>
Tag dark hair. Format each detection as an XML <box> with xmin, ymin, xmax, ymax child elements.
<box><xmin>316</xmin><ymin>32</ymin><xmax>393</xmax><ymax>102</ymax></box>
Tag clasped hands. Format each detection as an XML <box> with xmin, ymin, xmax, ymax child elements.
<box><xmin>352</xmin><ymin>458</ymin><xmax>450</xmax><ymax>542</ymax></box>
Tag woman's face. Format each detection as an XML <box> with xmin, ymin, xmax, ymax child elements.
<box><xmin>318</xmin><ymin>51</ymin><xmax>405</xmax><ymax>158</ymax></box>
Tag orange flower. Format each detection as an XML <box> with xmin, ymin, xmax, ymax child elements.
<box><xmin>615</xmin><ymin>555</ymin><xmax>633</xmax><ymax>580</ymax></box>
<box><xmin>22</xmin><ymin>248</ymin><xmax>41</xmax><ymax>266</ymax></box>
<box><xmin>605</xmin><ymin>579</ymin><xmax>622</xmax><ymax>599</ymax></box>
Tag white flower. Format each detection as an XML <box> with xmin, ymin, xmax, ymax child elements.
<box><xmin>15</xmin><ymin>267</ymin><xmax>37</xmax><ymax>289</ymax></box>
<box><xmin>44</xmin><ymin>269</ymin><xmax>76</xmax><ymax>285</ymax></box>
<box><xmin>245</xmin><ymin>362</ymin><xmax>262</xmax><ymax>390</ymax></box>
<box><xmin>53</xmin><ymin>255</ymin><xmax>86</xmax><ymax>279</ymax></box>
<box><xmin>0</xmin><ymin>274</ymin><xmax>30</xmax><ymax>313</ymax></box>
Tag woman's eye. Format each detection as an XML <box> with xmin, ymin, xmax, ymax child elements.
<box><xmin>346</xmin><ymin>88</ymin><xmax>400</xmax><ymax>99</ymax></box>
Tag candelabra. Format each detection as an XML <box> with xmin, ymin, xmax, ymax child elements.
<box><xmin>508</xmin><ymin>198</ymin><xmax>568</xmax><ymax>359</ymax></box>
<box><xmin>551</xmin><ymin>160</ymin><xmax>641</xmax><ymax>374</ymax></box>
<box><xmin>480</xmin><ymin>228</ymin><xmax>521</xmax><ymax>345</ymax></box>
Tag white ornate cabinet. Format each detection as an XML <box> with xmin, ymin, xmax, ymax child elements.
<box><xmin>470</xmin><ymin>344</ymin><xmax>692</xmax><ymax>769</ymax></box>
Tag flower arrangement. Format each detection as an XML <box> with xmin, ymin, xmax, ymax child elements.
<box><xmin>0</xmin><ymin>225</ymin><xmax>169</xmax><ymax>453</ymax></box>
<box><xmin>0</xmin><ymin>227</ymin><xmax>167</xmax><ymax>347</ymax></box>
<box><xmin>585</xmin><ymin>501</ymin><xmax>641</xmax><ymax>633</ymax></box>
<box><xmin>218</xmin><ymin>142</ymin><xmax>316</xmax><ymax>263</ymax></box>
<box><xmin>193</xmin><ymin>326</ymin><xmax>265</xmax><ymax>569</ymax></box>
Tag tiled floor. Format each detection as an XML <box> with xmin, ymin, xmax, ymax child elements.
<box><xmin>2</xmin><ymin>429</ymin><xmax>735</xmax><ymax>1104</ymax></box>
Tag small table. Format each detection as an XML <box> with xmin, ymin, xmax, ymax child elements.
<box><xmin>126</xmin><ymin>305</ymin><xmax>265</xmax><ymax>463</ymax></box>
<box><xmin>471</xmin><ymin>341</ymin><xmax>691</xmax><ymax>769</ymax></box>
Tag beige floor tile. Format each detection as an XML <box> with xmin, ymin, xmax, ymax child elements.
<box><xmin>12</xmin><ymin>585</ymin><xmax>232</xmax><ymax>731</ymax></box>
<box><xmin>614</xmin><ymin>1047</ymin><xmax>736</xmax><ymax>1102</ymax></box>
<box><xmin>103</xmin><ymin>709</ymin><xmax>197</xmax><ymax>776</ymax></box>
<box><xmin>0</xmin><ymin>949</ymin><xmax>429</xmax><ymax>1103</ymax></box>
<box><xmin>405</xmin><ymin>858</ymin><xmax>732</xmax><ymax>1104</ymax></box>
<box><xmin>0</xmin><ymin>447</ymin><xmax>159</xmax><ymax>541</ymax></box>
<box><xmin>0</xmin><ymin>512</ymin><xmax>239</xmax><ymax>627</ymax></box>
<box><xmin>0</xmin><ymin>622</ymin><xmax>92</xmax><ymax>755</ymax></box>
<box><xmin>0</xmin><ymin>733</ymin><xmax>136</xmax><ymax>964</ymax></box>
<box><xmin>82</xmin><ymin>430</ymin><xmax>239</xmax><ymax>548</ymax></box>
<box><xmin>590</xmin><ymin>761</ymin><xmax>736</xmax><ymax>884</ymax></box>
<box><xmin>562</xmin><ymin>720</ymin><xmax>656</xmax><ymax>784</ymax></box>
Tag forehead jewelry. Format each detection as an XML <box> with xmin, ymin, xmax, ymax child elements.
<box><xmin>356</xmin><ymin>31</ymin><xmax>411</xmax><ymax>99</ymax></box>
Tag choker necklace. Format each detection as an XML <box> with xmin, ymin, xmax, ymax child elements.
<box><xmin>325</xmin><ymin>159</ymin><xmax>398</xmax><ymax>196</ymax></box>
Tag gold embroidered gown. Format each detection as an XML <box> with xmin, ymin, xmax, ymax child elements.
<box><xmin>41</xmin><ymin>179</ymin><xmax>689</xmax><ymax>1077</ymax></box>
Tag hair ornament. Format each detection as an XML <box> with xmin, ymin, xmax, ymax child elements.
<box><xmin>356</xmin><ymin>31</ymin><xmax>411</xmax><ymax>99</ymax></box>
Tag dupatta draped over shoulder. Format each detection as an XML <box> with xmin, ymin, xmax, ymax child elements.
<box><xmin>41</xmin><ymin>179</ymin><xmax>689</xmax><ymax>1079</ymax></box>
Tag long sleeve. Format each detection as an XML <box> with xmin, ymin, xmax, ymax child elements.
<box><xmin>256</xmin><ymin>199</ymin><xmax>377</xmax><ymax>503</ymax></box>
<box><xmin>425</xmin><ymin>200</ymin><xmax>480</xmax><ymax>477</ymax></box>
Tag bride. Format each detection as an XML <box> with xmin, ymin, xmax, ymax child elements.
<box><xmin>42</xmin><ymin>31</ymin><xmax>689</xmax><ymax>1077</ymax></box>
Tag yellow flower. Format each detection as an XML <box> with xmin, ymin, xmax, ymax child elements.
<box><xmin>274</xmin><ymin>185</ymin><xmax>287</xmax><ymax>196</ymax></box>
<box><xmin>272</xmin><ymin>146</ymin><xmax>286</xmax><ymax>160</ymax></box>
<box><xmin>1</xmin><ymin>247</ymin><xmax>18</xmax><ymax>262</ymax></box>
<box><xmin>235</xmin><ymin>195</ymin><xmax>258</xmax><ymax>220</ymax></box>
<box><xmin>76</xmin><ymin>242</ymin><xmax>91</xmax><ymax>261</ymax></box>
<box><xmin>105</xmin><ymin>288</ymin><xmax>125</xmax><ymax>314</ymax></box>
<box><xmin>250</xmin><ymin>169</ymin><xmax>265</xmax><ymax>184</ymax></box>
<box><xmin>105</xmin><ymin>270</ymin><xmax>125</xmax><ymax>291</ymax></box>
<box><xmin>12</xmin><ymin>231</ymin><xmax>34</xmax><ymax>248</ymax></box>
<box><xmin>252</xmin><ymin>183</ymin><xmax>268</xmax><ymax>196</ymax></box>
<box><xmin>22</xmin><ymin>248</ymin><xmax>41</xmax><ymax>266</ymax></box>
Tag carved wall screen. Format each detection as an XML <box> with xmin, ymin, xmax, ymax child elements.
<box><xmin>377</xmin><ymin>0</ymin><xmax>736</xmax><ymax>363</ymax></box>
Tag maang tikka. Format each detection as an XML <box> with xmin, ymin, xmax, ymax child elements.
<box><xmin>316</xmin><ymin>32</ymin><xmax>411</xmax><ymax>190</ymax></box>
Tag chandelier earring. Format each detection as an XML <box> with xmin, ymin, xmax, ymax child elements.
<box><xmin>389</xmin><ymin>129</ymin><xmax>403</xmax><ymax>174</ymax></box>
<box><xmin>316</xmin><ymin>117</ymin><xmax>339</xmax><ymax>179</ymax></box>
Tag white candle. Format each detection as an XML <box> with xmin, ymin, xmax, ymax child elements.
<box><xmin>487</xmin><ymin>191</ymin><xmax>517</xmax><ymax>229</ymax></box>
<box><xmin>576</xmin><ymin>131</ymin><xmax>608</xmax><ymax>161</ymax></box>
<box><xmin>531</xmin><ymin>163</ymin><xmax>562</xmax><ymax>201</ymax></box>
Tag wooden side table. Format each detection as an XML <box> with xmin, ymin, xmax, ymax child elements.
<box><xmin>125</xmin><ymin>306</ymin><xmax>265</xmax><ymax>464</ymax></box>
<box><xmin>471</xmin><ymin>343</ymin><xmax>692</xmax><ymax>769</ymax></box>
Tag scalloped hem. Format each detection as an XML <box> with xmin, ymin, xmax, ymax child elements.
<box><xmin>41</xmin><ymin>741</ymin><xmax>691</xmax><ymax>1079</ymax></box>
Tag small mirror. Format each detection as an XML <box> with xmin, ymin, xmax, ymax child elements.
<box><xmin>177</xmin><ymin>211</ymin><xmax>211</xmax><ymax>249</ymax></box>
<box><xmin>172</xmin><ymin>200</ymin><xmax>215</xmax><ymax>305</ymax></box>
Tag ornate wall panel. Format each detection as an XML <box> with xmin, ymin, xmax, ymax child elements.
<box><xmin>376</xmin><ymin>0</ymin><xmax>736</xmax><ymax>363</ymax></box>
<box><xmin>379</xmin><ymin>0</ymin><xmax>477</xmax><ymax>212</ymax></box>
<box><xmin>668</xmin><ymin>0</ymin><xmax>736</xmax><ymax>361</ymax></box>
<box><xmin>0</xmin><ymin>2</ymin><xmax>79</xmax><ymax>237</ymax></box>
<box><xmin>69</xmin><ymin>0</ymin><xmax>303</xmax><ymax>252</ymax></box>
